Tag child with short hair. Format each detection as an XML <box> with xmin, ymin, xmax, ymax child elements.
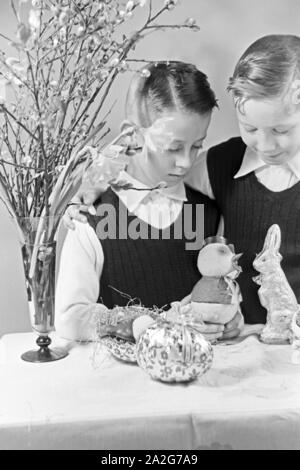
<box><xmin>56</xmin><ymin>61</ymin><xmax>242</xmax><ymax>341</ymax></box>
<box><xmin>187</xmin><ymin>34</ymin><xmax>300</xmax><ymax>324</ymax></box>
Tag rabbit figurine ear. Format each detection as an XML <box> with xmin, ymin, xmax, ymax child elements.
<box><xmin>266</xmin><ymin>224</ymin><xmax>281</xmax><ymax>253</ymax></box>
<box><xmin>261</xmin><ymin>224</ymin><xmax>281</xmax><ymax>253</ymax></box>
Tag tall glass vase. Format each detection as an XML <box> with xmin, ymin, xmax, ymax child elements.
<box><xmin>16</xmin><ymin>216</ymin><xmax>68</xmax><ymax>363</ymax></box>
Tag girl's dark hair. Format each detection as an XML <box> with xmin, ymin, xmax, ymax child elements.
<box><xmin>126</xmin><ymin>61</ymin><xmax>218</xmax><ymax>126</ymax></box>
<box><xmin>228</xmin><ymin>34</ymin><xmax>300</xmax><ymax>107</ymax></box>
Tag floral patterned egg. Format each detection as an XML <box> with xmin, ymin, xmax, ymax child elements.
<box><xmin>136</xmin><ymin>320</ymin><xmax>214</xmax><ymax>382</ymax></box>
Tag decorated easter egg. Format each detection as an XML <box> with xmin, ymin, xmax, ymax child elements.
<box><xmin>136</xmin><ymin>319</ymin><xmax>213</xmax><ymax>382</ymax></box>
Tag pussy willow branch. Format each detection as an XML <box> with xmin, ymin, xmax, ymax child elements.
<box><xmin>0</xmin><ymin>169</ymin><xmax>13</xmax><ymax>202</ymax></box>
<box><xmin>81</xmin><ymin>103</ymin><xmax>115</xmax><ymax>148</ymax></box>
<box><xmin>38</xmin><ymin>3</ymin><xmax>184</xmax><ymax>162</ymax></box>
<box><xmin>0</xmin><ymin>0</ymin><xmax>192</xmax><ymax>220</ymax></box>
<box><xmin>70</xmin><ymin>0</ymin><xmax>85</xmax><ymax>23</ymax></box>
<box><xmin>146</xmin><ymin>24</ymin><xmax>200</xmax><ymax>30</ymax></box>
<box><xmin>60</xmin><ymin>41</ymin><xmax>111</xmax><ymax>124</ymax></box>
<box><xmin>26</xmin><ymin>52</ymin><xmax>41</xmax><ymax>116</ymax></box>
<box><xmin>148</xmin><ymin>0</ymin><xmax>153</xmax><ymax>22</ymax></box>
<box><xmin>0</xmin><ymin>159</ymin><xmax>13</xmax><ymax>199</ymax></box>
<box><xmin>0</xmin><ymin>162</ymin><xmax>19</xmax><ymax>215</ymax></box>
<box><xmin>5</xmin><ymin>115</ymin><xmax>24</xmax><ymax>211</ymax></box>
<box><xmin>58</xmin><ymin>21</ymin><xmax>73</xmax><ymax>89</ymax></box>
<box><xmin>38</xmin><ymin>12</ymin><xmax>77</xmax><ymax>60</ymax></box>
<box><xmin>0</xmin><ymin>32</ymin><xmax>13</xmax><ymax>43</ymax></box>
<box><xmin>53</xmin><ymin>47</ymin><xmax>76</xmax><ymax>139</ymax></box>
<box><xmin>0</xmin><ymin>158</ymin><xmax>35</xmax><ymax>171</ymax></box>
<box><xmin>85</xmin><ymin>7</ymin><xmax>173</xmax><ymax>135</ymax></box>
<box><xmin>0</xmin><ymin>58</ymin><xmax>33</xmax><ymax>94</ymax></box>
<box><xmin>3</xmin><ymin>118</ymin><xmax>17</xmax><ymax>166</ymax></box>
<box><xmin>0</xmin><ymin>177</ymin><xmax>18</xmax><ymax>219</ymax></box>
<box><xmin>57</xmin><ymin>75</ymin><xmax>107</xmax><ymax>155</ymax></box>
<box><xmin>10</xmin><ymin>0</ymin><xmax>20</xmax><ymax>24</ymax></box>
<box><xmin>50</xmin><ymin>34</ymin><xmax>101</xmax><ymax>156</ymax></box>
<box><xmin>26</xmin><ymin>49</ymin><xmax>52</xmax><ymax>217</ymax></box>
<box><xmin>57</xmin><ymin>32</ymin><xmax>91</xmax><ymax>122</ymax></box>
<box><xmin>86</xmin><ymin>69</ymin><xmax>119</xmax><ymax>135</ymax></box>
<box><xmin>37</xmin><ymin>5</ymin><xmax>44</xmax><ymax>64</ymax></box>
<box><xmin>44</xmin><ymin>49</ymin><xmax>74</xmax><ymax>66</ymax></box>
<box><xmin>148</xmin><ymin>4</ymin><xmax>169</xmax><ymax>24</ymax></box>
<box><xmin>1</xmin><ymin>105</ymin><xmax>38</xmax><ymax>141</ymax></box>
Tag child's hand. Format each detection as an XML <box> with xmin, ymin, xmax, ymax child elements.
<box><xmin>104</xmin><ymin>318</ymin><xmax>135</xmax><ymax>342</ymax></box>
<box><xmin>63</xmin><ymin>147</ymin><xmax>129</xmax><ymax>230</ymax></box>
<box><xmin>166</xmin><ymin>301</ymin><xmax>225</xmax><ymax>342</ymax></box>
<box><xmin>221</xmin><ymin>310</ymin><xmax>244</xmax><ymax>340</ymax></box>
<box><xmin>182</xmin><ymin>303</ymin><xmax>225</xmax><ymax>342</ymax></box>
<box><xmin>63</xmin><ymin>189</ymin><xmax>99</xmax><ymax>230</ymax></box>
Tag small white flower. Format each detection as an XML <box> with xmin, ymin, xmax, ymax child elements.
<box><xmin>28</xmin><ymin>9</ymin><xmax>41</xmax><ymax>30</ymax></box>
<box><xmin>97</xmin><ymin>16</ymin><xmax>106</xmax><ymax>28</ymax></box>
<box><xmin>12</xmin><ymin>77</ymin><xmax>23</xmax><ymax>87</ymax></box>
<box><xmin>97</xmin><ymin>2</ymin><xmax>105</xmax><ymax>12</ymax></box>
<box><xmin>164</xmin><ymin>0</ymin><xmax>178</xmax><ymax>10</ymax></box>
<box><xmin>120</xmin><ymin>60</ymin><xmax>128</xmax><ymax>71</ymax></box>
<box><xmin>61</xmin><ymin>89</ymin><xmax>69</xmax><ymax>101</ymax></box>
<box><xmin>59</xmin><ymin>27</ymin><xmax>67</xmax><ymax>41</ymax></box>
<box><xmin>110</xmin><ymin>58</ymin><xmax>120</xmax><ymax>67</ymax></box>
<box><xmin>100</xmin><ymin>69</ymin><xmax>110</xmax><ymax>80</ymax></box>
<box><xmin>50</xmin><ymin>5</ymin><xmax>60</xmax><ymax>16</ymax></box>
<box><xmin>76</xmin><ymin>25</ymin><xmax>85</xmax><ymax>36</ymax></box>
<box><xmin>23</xmin><ymin>155</ymin><xmax>32</xmax><ymax>166</ymax></box>
<box><xmin>59</xmin><ymin>12</ymin><xmax>69</xmax><ymax>26</ymax></box>
<box><xmin>6</xmin><ymin>57</ymin><xmax>21</xmax><ymax>68</ymax></box>
<box><xmin>139</xmin><ymin>0</ymin><xmax>148</xmax><ymax>6</ymax></box>
<box><xmin>56</xmin><ymin>164</ymin><xmax>65</xmax><ymax>173</ymax></box>
<box><xmin>141</xmin><ymin>68</ymin><xmax>151</xmax><ymax>78</ymax></box>
<box><xmin>126</xmin><ymin>1</ymin><xmax>135</xmax><ymax>12</ymax></box>
<box><xmin>185</xmin><ymin>17</ymin><xmax>196</xmax><ymax>27</ymax></box>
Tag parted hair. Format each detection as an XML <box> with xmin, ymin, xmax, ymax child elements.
<box><xmin>125</xmin><ymin>61</ymin><xmax>218</xmax><ymax>127</ymax></box>
<box><xmin>228</xmin><ymin>34</ymin><xmax>300</xmax><ymax>104</ymax></box>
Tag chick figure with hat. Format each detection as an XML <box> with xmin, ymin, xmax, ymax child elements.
<box><xmin>191</xmin><ymin>236</ymin><xmax>243</xmax><ymax>326</ymax></box>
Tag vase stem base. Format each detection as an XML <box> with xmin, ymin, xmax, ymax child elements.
<box><xmin>21</xmin><ymin>334</ymin><xmax>68</xmax><ymax>362</ymax></box>
<box><xmin>21</xmin><ymin>347</ymin><xmax>68</xmax><ymax>362</ymax></box>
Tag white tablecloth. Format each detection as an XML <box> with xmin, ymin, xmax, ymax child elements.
<box><xmin>1</xmin><ymin>329</ymin><xmax>300</xmax><ymax>450</ymax></box>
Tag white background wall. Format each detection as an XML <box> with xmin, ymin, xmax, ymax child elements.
<box><xmin>1</xmin><ymin>0</ymin><xmax>300</xmax><ymax>335</ymax></box>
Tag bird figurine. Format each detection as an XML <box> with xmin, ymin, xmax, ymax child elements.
<box><xmin>191</xmin><ymin>236</ymin><xmax>243</xmax><ymax>324</ymax></box>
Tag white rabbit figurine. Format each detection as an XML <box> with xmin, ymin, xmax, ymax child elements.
<box><xmin>253</xmin><ymin>224</ymin><xmax>298</xmax><ymax>344</ymax></box>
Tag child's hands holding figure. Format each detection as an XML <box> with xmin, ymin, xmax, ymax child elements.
<box><xmin>168</xmin><ymin>295</ymin><xmax>244</xmax><ymax>342</ymax></box>
<box><xmin>95</xmin><ymin>292</ymin><xmax>244</xmax><ymax>345</ymax></box>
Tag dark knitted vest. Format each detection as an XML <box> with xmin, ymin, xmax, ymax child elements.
<box><xmin>87</xmin><ymin>186</ymin><xmax>220</xmax><ymax>309</ymax></box>
<box><xmin>207</xmin><ymin>137</ymin><xmax>300</xmax><ymax>324</ymax></box>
